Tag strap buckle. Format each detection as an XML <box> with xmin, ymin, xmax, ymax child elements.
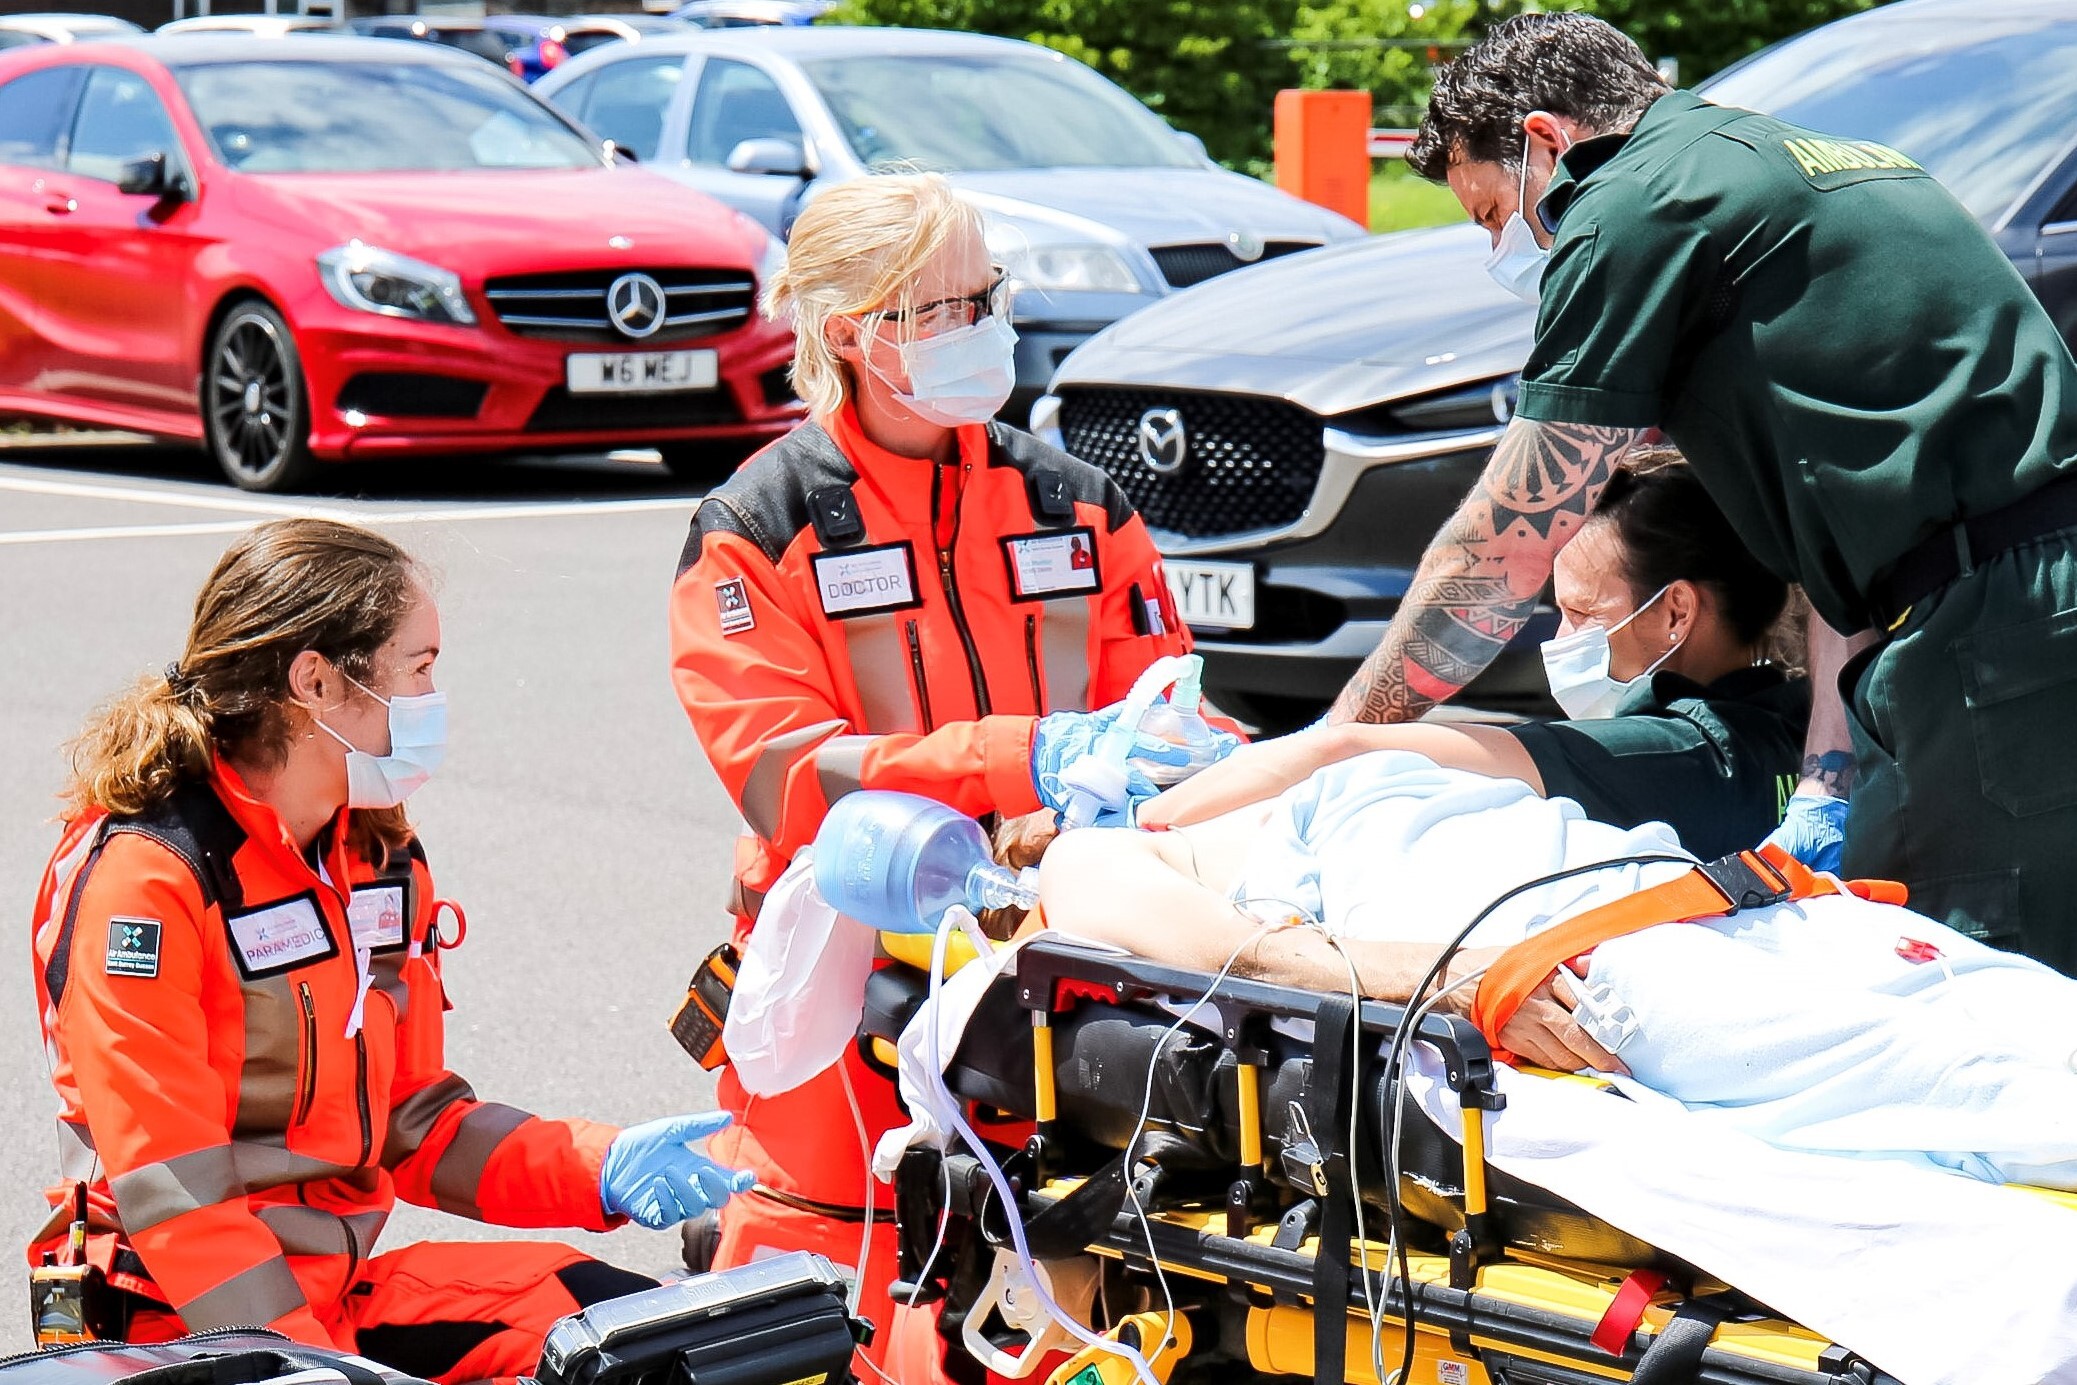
<box><xmin>1699</xmin><ymin>850</ymin><xmax>1795</xmax><ymax>911</ymax></box>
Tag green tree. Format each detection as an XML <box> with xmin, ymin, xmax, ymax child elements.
<box><xmin>1503</xmin><ymin>0</ymin><xmax>1886</xmax><ymax>86</ymax></box>
<box><xmin>1284</xmin><ymin>0</ymin><xmax>1480</xmax><ymax>128</ymax></box>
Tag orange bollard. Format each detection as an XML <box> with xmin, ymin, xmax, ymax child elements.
<box><xmin>1273</xmin><ymin>89</ymin><xmax>1373</xmax><ymax>229</ymax></box>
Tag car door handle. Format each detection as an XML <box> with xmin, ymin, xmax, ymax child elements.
<box><xmin>44</xmin><ymin>195</ymin><xmax>77</xmax><ymax>215</ymax></box>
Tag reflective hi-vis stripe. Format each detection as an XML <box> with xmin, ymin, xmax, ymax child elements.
<box><xmin>180</xmin><ymin>1254</ymin><xmax>308</xmax><ymax>1329</ymax></box>
<box><xmin>109</xmin><ymin>1145</ymin><xmax>241</xmax><ymax>1232</ymax></box>
<box><xmin>430</xmin><ymin>1103</ymin><xmax>532</xmax><ymax>1218</ymax></box>
<box><xmin>382</xmin><ymin>1072</ymin><xmax>475</xmax><ymax>1168</ymax></box>
<box><xmin>813</xmin><ymin>735</ymin><xmax>875</xmax><ymax>807</ymax></box>
<box><xmin>740</xmin><ymin>720</ymin><xmax>845</xmax><ymax>840</ymax></box>
<box><xmin>57</xmin><ymin>1120</ymin><xmax>97</xmax><ymax>1182</ymax></box>
<box><xmin>840</xmin><ymin>613</ymin><xmax>923</xmax><ymax>733</ymax></box>
<box><xmin>254</xmin><ymin>1203</ymin><xmax>387</xmax><ymax>1260</ymax></box>
<box><xmin>1037</xmin><ymin>600</ymin><xmax>1093</xmax><ymax>713</ymax></box>
<box><xmin>233</xmin><ymin>971</ymin><xmax>303</xmax><ymax>1137</ymax></box>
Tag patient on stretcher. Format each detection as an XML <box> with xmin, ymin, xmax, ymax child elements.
<box><xmin>1022</xmin><ymin>750</ymin><xmax>2077</xmax><ymax>1191</ymax></box>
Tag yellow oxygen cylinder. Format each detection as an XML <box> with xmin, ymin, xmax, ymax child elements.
<box><xmin>1043</xmin><ymin>1312</ymin><xmax>1193</xmax><ymax>1385</ymax></box>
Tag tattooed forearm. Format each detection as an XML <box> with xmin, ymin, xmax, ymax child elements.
<box><xmin>1330</xmin><ymin>419</ymin><xmax>1651</xmax><ymax>725</ymax></box>
<box><xmin>1800</xmin><ymin>751</ymin><xmax>1857</xmax><ymax>799</ymax></box>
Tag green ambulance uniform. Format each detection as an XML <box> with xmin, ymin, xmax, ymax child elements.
<box><xmin>1507</xmin><ymin>667</ymin><xmax>1809</xmax><ymax>863</ymax></box>
<box><xmin>1515</xmin><ymin>90</ymin><xmax>2077</xmax><ymax>970</ymax></box>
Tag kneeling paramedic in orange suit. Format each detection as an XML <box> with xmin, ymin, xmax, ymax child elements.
<box><xmin>29</xmin><ymin>519</ymin><xmax>753</xmax><ymax>1384</ymax></box>
<box><xmin>668</xmin><ymin>173</ymin><xmax>1221</xmax><ymax>1377</ymax></box>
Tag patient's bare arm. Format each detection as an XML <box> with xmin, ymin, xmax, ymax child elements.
<box><xmin>1037</xmin><ymin>828</ymin><xmax>1623</xmax><ymax>1073</ymax></box>
<box><xmin>1141</xmin><ymin>721</ymin><xmax>1546</xmax><ymax>829</ymax></box>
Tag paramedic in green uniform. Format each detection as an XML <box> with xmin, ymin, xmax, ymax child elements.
<box><xmin>1151</xmin><ymin>454</ymin><xmax>1807</xmax><ymax>861</ymax></box>
<box><xmin>1331</xmin><ymin>13</ymin><xmax>2077</xmax><ymax>971</ymax></box>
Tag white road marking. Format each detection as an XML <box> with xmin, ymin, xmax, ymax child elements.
<box><xmin>0</xmin><ymin>520</ymin><xmax>262</xmax><ymax>546</ymax></box>
<box><xmin>0</xmin><ymin>495</ymin><xmax>698</xmax><ymax>546</ymax></box>
<box><xmin>0</xmin><ymin>472</ymin><xmax>347</xmax><ymax>518</ymax></box>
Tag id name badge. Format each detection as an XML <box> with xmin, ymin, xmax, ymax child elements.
<box><xmin>227</xmin><ymin>894</ymin><xmax>337</xmax><ymax>979</ymax></box>
<box><xmin>1004</xmin><ymin>528</ymin><xmax>1100</xmax><ymax>600</ymax></box>
<box><xmin>348</xmin><ymin>882</ymin><xmax>409</xmax><ymax>954</ymax></box>
<box><xmin>813</xmin><ymin>542</ymin><xmax>919</xmax><ymax>619</ymax></box>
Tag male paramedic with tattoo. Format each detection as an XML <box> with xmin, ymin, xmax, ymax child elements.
<box><xmin>1335</xmin><ymin>13</ymin><xmax>2077</xmax><ymax>971</ymax></box>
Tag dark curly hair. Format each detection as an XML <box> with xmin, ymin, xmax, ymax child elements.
<box><xmin>1407</xmin><ymin>13</ymin><xmax>1668</xmax><ymax>181</ymax></box>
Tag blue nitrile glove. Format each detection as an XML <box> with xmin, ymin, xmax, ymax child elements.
<box><xmin>1761</xmin><ymin>794</ymin><xmax>1849</xmax><ymax>875</ymax></box>
<box><xmin>1030</xmin><ymin>705</ymin><xmax>1191</xmax><ymax>816</ymax></box>
<box><xmin>600</xmin><ymin>1112</ymin><xmax>755</xmax><ymax>1230</ymax></box>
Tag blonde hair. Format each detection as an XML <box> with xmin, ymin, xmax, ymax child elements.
<box><xmin>65</xmin><ymin>518</ymin><xmax>422</xmax><ymax>860</ymax></box>
<box><xmin>763</xmin><ymin>172</ymin><xmax>986</xmax><ymax>420</ymax></box>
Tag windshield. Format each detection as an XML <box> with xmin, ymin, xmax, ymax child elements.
<box><xmin>1702</xmin><ymin>12</ymin><xmax>2077</xmax><ymax>222</ymax></box>
<box><xmin>176</xmin><ymin>59</ymin><xmax>600</xmax><ymax>172</ymax></box>
<box><xmin>801</xmin><ymin>52</ymin><xmax>1198</xmax><ymax>171</ymax></box>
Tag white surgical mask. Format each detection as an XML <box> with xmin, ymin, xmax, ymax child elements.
<box><xmin>877</xmin><ymin>314</ymin><xmax>1018</xmax><ymax>426</ymax></box>
<box><xmin>1540</xmin><ymin>583</ymin><xmax>1684</xmax><ymax>720</ymax></box>
<box><xmin>1485</xmin><ymin>133</ymin><xmax>1555</xmax><ymax>303</ymax></box>
<box><xmin>314</xmin><ymin>674</ymin><xmax>447</xmax><ymax>809</ymax></box>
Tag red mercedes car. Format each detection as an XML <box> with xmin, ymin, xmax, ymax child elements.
<box><xmin>0</xmin><ymin>34</ymin><xmax>801</xmax><ymax>490</ymax></box>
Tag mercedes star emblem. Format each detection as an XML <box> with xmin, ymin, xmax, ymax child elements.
<box><xmin>1136</xmin><ymin>407</ymin><xmax>1188</xmax><ymax>475</ymax></box>
<box><xmin>606</xmin><ymin>271</ymin><xmax>667</xmax><ymax>340</ymax></box>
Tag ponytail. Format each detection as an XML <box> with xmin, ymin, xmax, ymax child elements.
<box><xmin>64</xmin><ymin>668</ymin><xmax>215</xmax><ymax>820</ymax></box>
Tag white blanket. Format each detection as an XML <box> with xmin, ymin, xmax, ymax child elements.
<box><xmin>884</xmin><ymin>751</ymin><xmax>2077</xmax><ymax>1383</ymax></box>
<box><xmin>1400</xmin><ymin>1050</ymin><xmax>2077</xmax><ymax>1384</ymax></box>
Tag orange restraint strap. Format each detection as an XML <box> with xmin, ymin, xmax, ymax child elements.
<box><xmin>1470</xmin><ymin>845</ymin><xmax>1907</xmax><ymax>1064</ymax></box>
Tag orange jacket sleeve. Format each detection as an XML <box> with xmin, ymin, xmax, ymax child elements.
<box><xmin>57</xmin><ymin>838</ymin><xmax>338</xmax><ymax>1344</ymax></box>
<box><xmin>382</xmin><ymin>857</ymin><xmax>619</xmax><ymax>1231</ymax></box>
<box><xmin>671</xmin><ymin>524</ymin><xmax>1041</xmax><ymax>869</ymax></box>
<box><xmin>1088</xmin><ymin>508</ymin><xmax>1194</xmax><ymax>706</ymax></box>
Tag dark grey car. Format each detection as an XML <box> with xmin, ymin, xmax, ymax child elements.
<box><xmin>1034</xmin><ymin>0</ymin><xmax>2077</xmax><ymax>733</ymax></box>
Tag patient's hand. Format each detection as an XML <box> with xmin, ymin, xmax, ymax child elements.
<box><xmin>1441</xmin><ymin>952</ymin><xmax>1628</xmax><ymax>1076</ymax></box>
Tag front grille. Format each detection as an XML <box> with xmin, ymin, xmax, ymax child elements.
<box><xmin>1207</xmin><ymin>584</ymin><xmax>1349</xmax><ymax>644</ymax></box>
<box><xmin>335</xmin><ymin>372</ymin><xmax>486</xmax><ymax>419</ymax></box>
<box><xmin>1056</xmin><ymin>386</ymin><xmax>1323</xmax><ymax>540</ymax></box>
<box><xmin>1148</xmin><ymin>240</ymin><xmax>1316</xmax><ymax>290</ymax></box>
<box><xmin>759</xmin><ymin>364</ymin><xmax>798</xmax><ymax>409</ymax></box>
<box><xmin>526</xmin><ymin>386</ymin><xmax>743</xmax><ymax>433</ymax></box>
<box><xmin>484</xmin><ymin>268</ymin><xmax>756</xmax><ymax>343</ymax></box>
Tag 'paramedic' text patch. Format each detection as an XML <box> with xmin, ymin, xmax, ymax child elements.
<box><xmin>226</xmin><ymin>894</ymin><xmax>336</xmax><ymax>978</ymax></box>
<box><xmin>813</xmin><ymin>542</ymin><xmax>919</xmax><ymax>618</ymax></box>
<box><xmin>715</xmin><ymin>578</ymin><xmax>755</xmax><ymax>635</ymax></box>
<box><xmin>1004</xmin><ymin>528</ymin><xmax>1100</xmax><ymax>600</ymax></box>
<box><xmin>106</xmin><ymin>917</ymin><xmax>161</xmax><ymax>978</ymax></box>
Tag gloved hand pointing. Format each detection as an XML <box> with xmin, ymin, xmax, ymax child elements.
<box><xmin>600</xmin><ymin>1112</ymin><xmax>755</xmax><ymax>1230</ymax></box>
<box><xmin>1761</xmin><ymin>794</ymin><xmax>1849</xmax><ymax>875</ymax></box>
<box><xmin>1030</xmin><ymin>704</ymin><xmax>1190</xmax><ymax>818</ymax></box>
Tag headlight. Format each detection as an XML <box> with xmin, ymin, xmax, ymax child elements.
<box><xmin>1388</xmin><ymin>375</ymin><xmax>1519</xmax><ymax>432</ymax></box>
<box><xmin>993</xmin><ymin>242</ymin><xmax>1141</xmax><ymax>295</ymax></box>
<box><xmin>317</xmin><ymin>242</ymin><xmax>476</xmax><ymax>326</ymax></box>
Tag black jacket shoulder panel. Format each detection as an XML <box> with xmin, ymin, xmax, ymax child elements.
<box><xmin>677</xmin><ymin>424</ymin><xmax>859</xmax><ymax>574</ymax></box>
<box><xmin>985</xmin><ymin>423</ymin><xmax>1136</xmax><ymax>533</ymax></box>
<box><xmin>107</xmin><ymin>779</ymin><xmax>250</xmax><ymax>913</ymax></box>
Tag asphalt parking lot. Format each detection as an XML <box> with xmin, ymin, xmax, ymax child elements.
<box><xmin>0</xmin><ymin>440</ymin><xmax>749</xmax><ymax>1347</ymax></box>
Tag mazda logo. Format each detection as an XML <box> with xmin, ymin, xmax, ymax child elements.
<box><xmin>1136</xmin><ymin>407</ymin><xmax>1188</xmax><ymax>475</ymax></box>
<box><xmin>606</xmin><ymin>271</ymin><xmax>667</xmax><ymax>339</ymax></box>
<box><xmin>1227</xmin><ymin>229</ymin><xmax>1265</xmax><ymax>262</ymax></box>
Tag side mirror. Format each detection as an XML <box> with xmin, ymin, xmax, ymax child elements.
<box><xmin>117</xmin><ymin>151</ymin><xmax>189</xmax><ymax>202</ymax></box>
<box><xmin>725</xmin><ymin>136</ymin><xmax>808</xmax><ymax>178</ymax></box>
<box><xmin>604</xmin><ymin>139</ymin><xmax>641</xmax><ymax>164</ymax></box>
